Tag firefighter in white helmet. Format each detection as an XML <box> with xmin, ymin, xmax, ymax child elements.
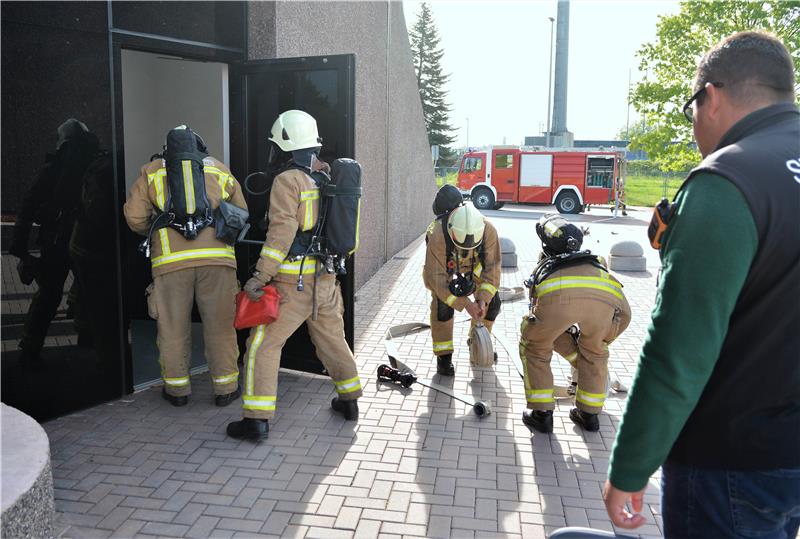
<box><xmin>226</xmin><ymin>110</ymin><xmax>362</xmax><ymax>441</ymax></box>
<box><xmin>423</xmin><ymin>197</ymin><xmax>501</xmax><ymax>375</ymax></box>
<box><xmin>519</xmin><ymin>215</ymin><xmax>631</xmax><ymax>433</ymax></box>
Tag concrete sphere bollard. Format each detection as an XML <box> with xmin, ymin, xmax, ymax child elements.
<box><xmin>499</xmin><ymin>237</ymin><xmax>517</xmax><ymax>268</ymax></box>
<box><xmin>609</xmin><ymin>241</ymin><xmax>647</xmax><ymax>271</ymax></box>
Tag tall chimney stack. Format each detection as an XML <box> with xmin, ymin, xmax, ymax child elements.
<box><xmin>550</xmin><ymin>0</ymin><xmax>573</xmax><ymax>147</ymax></box>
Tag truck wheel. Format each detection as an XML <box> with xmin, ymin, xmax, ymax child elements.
<box><xmin>472</xmin><ymin>189</ymin><xmax>495</xmax><ymax>210</ymax></box>
<box><xmin>492</xmin><ymin>202</ymin><xmax>505</xmax><ymax>210</ymax></box>
<box><xmin>555</xmin><ymin>191</ymin><xmax>581</xmax><ymax>214</ymax></box>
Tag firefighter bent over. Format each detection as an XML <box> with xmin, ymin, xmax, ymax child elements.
<box><xmin>423</xmin><ymin>190</ymin><xmax>501</xmax><ymax>376</ymax></box>
<box><xmin>227</xmin><ymin>110</ymin><xmax>362</xmax><ymax>441</ymax></box>
<box><xmin>124</xmin><ymin>126</ymin><xmax>245</xmax><ymax>407</ymax></box>
<box><xmin>520</xmin><ymin>215</ymin><xmax>630</xmax><ymax>433</ymax></box>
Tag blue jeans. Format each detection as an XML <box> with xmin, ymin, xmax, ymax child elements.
<box><xmin>662</xmin><ymin>460</ymin><xmax>800</xmax><ymax>538</ymax></box>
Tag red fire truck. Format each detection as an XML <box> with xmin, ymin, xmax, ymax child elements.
<box><xmin>457</xmin><ymin>146</ymin><xmax>626</xmax><ymax>214</ymax></box>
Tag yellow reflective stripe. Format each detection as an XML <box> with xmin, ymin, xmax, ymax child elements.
<box><xmin>246</xmin><ymin>325</ymin><xmax>265</xmax><ymax>396</ymax></box>
<box><xmin>536</xmin><ymin>276</ymin><xmax>623</xmax><ymax>300</ymax></box>
<box><xmin>218</xmin><ymin>175</ymin><xmax>230</xmax><ymax>200</ymax></box>
<box><xmin>349</xmin><ymin>198</ymin><xmax>361</xmax><ymax>255</ymax></box>
<box><xmin>243</xmin><ymin>395</ymin><xmax>276</xmax><ymax>411</ymax></box>
<box><xmin>335</xmin><ymin>376</ymin><xmax>362</xmax><ymax>394</ymax></box>
<box><xmin>544</xmin><ymin>220</ymin><xmax>562</xmax><ymax>237</ymax></box>
<box><xmin>151</xmin><ymin>247</ymin><xmax>235</xmax><ymax>268</ymax></box>
<box><xmin>158</xmin><ymin>228</ymin><xmax>171</xmax><ymax>255</ymax></box>
<box><xmin>182</xmin><ymin>160</ymin><xmax>196</xmax><ymax>214</ymax></box>
<box><xmin>474</xmin><ymin>263</ymin><xmax>483</xmax><ymax>278</ymax></box>
<box><xmin>564</xmin><ymin>352</ymin><xmax>578</xmax><ymax>363</ymax></box>
<box><xmin>303</xmin><ymin>200</ymin><xmax>314</xmax><ymax>231</ymax></box>
<box><xmin>164</xmin><ymin>376</ymin><xmax>189</xmax><ymax>387</ymax></box>
<box><xmin>260</xmin><ymin>246</ymin><xmax>286</xmax><ymax>263</ymax></box>
<box><xmin>432</xmin><ymin>341</ymin><xmax>454</xmax><ymax>352</ymax></box>
<box><xmin>277</xmin><ymin>260</ymin><xmax>317</xmax><ymax>275</ymax></box>
<box><xmin>300</xmin><ymin>190</ymin><xmax>319</xmax><ymax>201</ymax></box>
<box><xmin>149</xmin><ymin>169</ymin><xmax>167</xmax><ymax>210</ymax></box>
<box><xmin>445</xmin><ymin>295</ymin><xmax>458</xmax><ymax>307</ymax></box>
<box><xmin>213</xmin><ymin>373</ymin><xmax>239</xmax><ymax>385</ymax></box>
<box><xmin>576</xmin><ymin>388</ymin><xmax>606</xmax><ymax>406</ymax></box>
<box><xmin>478</xmin><ymin>283</ymin><xmax>497</xmax><ymax>296</ymax></box>
<box><xmin>526</xmin><ymin>389</ymin><xmax>554</xmax><ymax>403</ymax></box>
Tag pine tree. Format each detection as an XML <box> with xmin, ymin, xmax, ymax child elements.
<box><xmin>410</xmin><ymin>3</ymin><xmax>456</xmax><ymax>164</ymax></box>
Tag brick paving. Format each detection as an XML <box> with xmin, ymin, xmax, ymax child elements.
<box><xmin>45</xmin><ymin>206</ymin><xmax>664</xmax><ymax>538</ymax></box>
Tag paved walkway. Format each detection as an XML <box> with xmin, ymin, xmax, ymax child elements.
<box><xmin>47</xmin><ymin>206</ymin><xmax>664</xmax><ymax>538</ymax></box>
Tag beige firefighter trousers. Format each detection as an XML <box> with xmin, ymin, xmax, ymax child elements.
<box><xmin>520</xmin><ymin>297</ymin><xmax>630</xmax><ymax>413</ymax></box>
<box><xmin>241</xmin><ymin>275</ymin><xmax>362</xmax><ymax>420</ymax></box>
<box><xmin>150</xmin><ymin>266</ymin><xmax>240</xmax><ymax>397</ymax></box>
<box><xmin>430</xmin><ymin>287</ymin><xmax>495</xmax><ymax>358</ymax></box>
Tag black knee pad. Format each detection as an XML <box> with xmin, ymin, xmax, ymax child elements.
<box><xmin>485</xmin><ymin>294</ymin><xmax>501</xmax><ymax>321</ymax></box>
<box><xmin>436</xmin><ymin>300</ymin><xmax>454</xmax><ymax>322</ymax></box>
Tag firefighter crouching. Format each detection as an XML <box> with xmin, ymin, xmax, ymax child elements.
<box><xmin>423</xmin><ymin>188</ymin><xmax>502</xmax><ymax>376</ymax></box>
<box><xmin>520</xmin><ymin>215</ymin><xmax>631</xmax><ymax>433</ymax></box>
<box><xmin>124</xmin><ymin>126</ymin><xmax>245</xmax><ymax>407</ymax></box>
<box><xmin>227</xmin><ymin>110</ymin><xmax>362</xmax><ymax>441</ymax></box>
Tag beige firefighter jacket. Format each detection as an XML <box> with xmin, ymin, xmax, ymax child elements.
<box><xmin>124</xmin><ymin>156</ymin><xmax>246</xmax><ymax>277</ymax></box>
<box><xmin>530</xmin><ymin>257</ymin><xmax>630</xmax><ymax>312</ymax></box>
<box><xmin>423</xmin><ymin>216</ymin><xmax>501</xmax><ymax>311</ymax></box>
<box><xmin>254</xmin><ymin>167</ymin><xmax>322</xmax><ymax>284</ymax></box>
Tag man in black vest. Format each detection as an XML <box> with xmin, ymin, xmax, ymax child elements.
<box><xmin>603</xmin><ymin>32</ymin><xmax>800</xmax><ymax>536</ymax></box>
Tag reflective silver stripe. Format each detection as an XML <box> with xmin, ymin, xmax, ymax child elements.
<box><xmin>445</xmin><ymin>295</ymin><xmax>457</xmax><ymax>307</ymax></box>
<box><xmin>164</xmin><ymin>377</ymin><xmax>189</xmax><ymax>386</ymax></box>
<box><xmin>242</xmin><ymin>397</ymin><xmax>276</xmax><ymax>410</ymax></box>
<box><xmin>526</xmin><ymin>389</ymin><xmax>554</xmax><ymax>402</ymax></box>
<box><xmin>182</xmin><ymin>160</ymin><xmax>196</xmax><ymax>214</ymax></box>
<box><xmin>213</xmin><ymin>373</ymin><xmax>239</xmax><ymax>385</ymax></box>
<box><xmin>246</xmin><ymin>326</ymin><xmax>266</xmax><ymax>396</ymax></box>
<box><xmin>151</xmin><ymin>248</ymin><xmax>235</xmax><ymax>268</ymax></box>
<box><xmin>260</xmin><ymin>246</ymin><xmax>286</xmax><ymax>262</ymax></box>
<box><xmin>576</xmin><ymin>389</ymin><xmax>605</xmax><ymax>404</ymax></box>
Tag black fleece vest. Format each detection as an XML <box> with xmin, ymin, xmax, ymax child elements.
<box><xmin>668</xmin><ymin>103</ymin><xmax>800</xmax><ymax>469</ymax></box>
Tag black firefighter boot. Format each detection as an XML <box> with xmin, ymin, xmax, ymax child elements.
<box><xmin>522</xmin><ymin>409</ymin><xmax>554</xmax><ymax>433</ymax></box>
<box><xmin>215</xmin><ymin>386</ymin><xmax>241</xmax><ymax>407</ymax></box>
<box><xmin>436</xmin><ymin>354</ymin><xmax>455</xmax><ymax>376</ymax></box>
<box><xmin>331</xmin><ymin>398</ymin><xmax>359</xmax><ymax>420</ymax></box>
<box><xmin>227</xmin><ymin>418</ymin><xmax>269</xmax><ymax>441</ymax></box>
<box><xmin>162</xmin><ymin>387</ymin><xmax>188</xmax><ymax>407</ymax></box>
<box><xmin>569</xmin><ymin>408</ymin><xmax>600</xmax><ymax>432</ymax></box>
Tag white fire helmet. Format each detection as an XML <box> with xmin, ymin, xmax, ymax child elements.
<box><xmin>447</xmin><ymin>204</ymin><xmax>485</xmax><ymax>250</ymax></box>
<box><xmin>268</xmin><ymin>110</ymin><xmax>322</xmax><ymax>152</ymax></box>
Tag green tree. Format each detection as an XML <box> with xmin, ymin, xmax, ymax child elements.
<box><xmin>631</xmin><ymin>1</ymin><xmax>800</xmax><ymax>171</ymax></box>
<box><xmin>410</xmin><ymin>2</ymin><xmax>456</xmax><ymax>164</ymax></box>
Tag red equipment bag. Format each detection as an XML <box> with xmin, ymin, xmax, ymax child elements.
<box><xmin>234</xmin><ymin>285</ymin><xmax>281</xmax><ymax>329</ymax></box>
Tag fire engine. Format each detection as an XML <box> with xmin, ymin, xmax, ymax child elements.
<box><xmin>456</xmin><ymin>146</ymin><xmax>626</xmax><ymax>214</ymax></box>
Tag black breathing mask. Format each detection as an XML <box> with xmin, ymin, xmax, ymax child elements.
<box><xmin>448</xmin><ymin>273</ymin><xmax>475</xmax><ymax>297</ymax></box>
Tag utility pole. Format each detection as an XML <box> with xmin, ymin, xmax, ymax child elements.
<box><xmin>626</xmin><ymin>68</ymin><xmax>631</xmax><ymax>140</ymax></box>
<box><xmin>546</xmin><ymin>16</ymin><xmax>555</xmax><ymax>148</ymax></box>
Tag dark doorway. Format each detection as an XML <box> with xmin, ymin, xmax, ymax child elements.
<box><xmin>230</xmin><ymin>54</ymin><xmax>356</xmax><ymax>375</ymax></box>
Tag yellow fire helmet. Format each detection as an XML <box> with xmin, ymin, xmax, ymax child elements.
<box><xmin>447</xmin><ymin>204</ymin><xmax>486</xmax><ymax>250</ymax></box>
<box><xmin>268</xmin><ymin>110</ymin><xmax>322</xmax><ymax>152</ymax></box>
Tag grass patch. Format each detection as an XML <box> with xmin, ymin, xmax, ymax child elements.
<box><xmin>625</xmin><ymin>175</ymin><xmax>684</xmax><ymax>208</ymax></box>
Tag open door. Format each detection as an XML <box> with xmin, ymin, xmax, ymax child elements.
<box><xmin>230</xmin><ymin>54</ymin><xmax>355</xmax><ymax>375</ymax></box>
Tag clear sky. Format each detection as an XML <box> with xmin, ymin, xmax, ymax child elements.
<box><xmin>403</xmin><ymin>0</ymin><xmax>681</xmax><ymax>147</ymax></box>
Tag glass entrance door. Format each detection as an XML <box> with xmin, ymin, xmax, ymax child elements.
<box><xmin>230</xmin><ymin>54</ymin><xmax>356</xmax><ymax>375</ymax></box>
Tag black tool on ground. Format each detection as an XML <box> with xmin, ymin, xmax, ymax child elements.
<box><xmin>380</xmin><ymin>322</ymin><xmax>492</xmax><ymax>417</ymax></box>
<box><xmin>377</xmin><ymin>364</ymin><xmax>417</xmax><ymax>388</ymax></box>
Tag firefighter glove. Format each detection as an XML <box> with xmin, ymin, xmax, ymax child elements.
<box><xmin>244</xmin><ymin>275</ymin><xmax>268</xmax><ymax>301</ymax></box>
